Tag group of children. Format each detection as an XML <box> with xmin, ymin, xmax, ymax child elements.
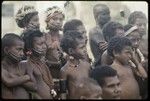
<box><xmin>2</xmin><ymin>3</ymin><xmax>148</xmax><ymax>99</ymax></box>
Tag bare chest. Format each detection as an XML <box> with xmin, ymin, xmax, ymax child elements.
<box><xmin>116</xmin><ymin>66</ymin><xmax>135</xmax><ymax>81</ymax></box>
<box><xmin>67</xmin><ymin>62</ymin><xmax>90</xmax><ymax>79</ymax></box>
<box><xmin>3</xmin><ymin>64</ymin><xmax>26</xmax><ymax>76</ymax></box>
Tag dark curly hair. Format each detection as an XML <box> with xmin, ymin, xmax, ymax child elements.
<box><xmin>63</xmin><ymin>19</ymin><xmax>83</xmax><ymax>34</ymax></box>
<box><xmin>107</xmin><ymin>36</ymin><xmax>132</xmax><ymax>57</ymax></box>
<box><xmin>102</xmin><ymin>21</ymin><xmax>124</xmax><ymax>42</ymax></box>
<box><xmin>90</xmin><ymin>65</ymin><xmax>117</xmax><ymax>87</ymax></box>
<box><xmin>128</xmin><ymin>11</ymin><xmax>147</xmax><ymax>25</ymax></box>
<box><xmin>16</xmin><ymin>12</ymin><xmax>38</xmax><ymax>28</ymax></box>
<box><xmin>60</xmin><ymin>30</ymin><xmax>83</xmax><ymax>54</ymax></box>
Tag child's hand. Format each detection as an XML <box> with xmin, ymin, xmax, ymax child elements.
<box><xmin>137</xmin><ymin>65</ymin><xmax>147</xmax><ymax>79</ymax></box>
<box><xmin>130</xmin><ymin>51</ymin><xmax>147</xmax><ymax>79</ymax></box>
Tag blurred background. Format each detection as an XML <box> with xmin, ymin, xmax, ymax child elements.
<box><xmin>2</xmin><ymin>1</ymin><xmax>148</xmax><ymax>61</ymax></box>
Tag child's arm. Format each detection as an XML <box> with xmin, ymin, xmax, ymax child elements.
<box><xmin>130</xmin><ymin>51</ymin><xmax>147</xmax><ymax>79</ymax></box>
<box><xmin>2</xmin><ymin>68</ymin><xmax>30</xmax><ymax>87</ymax></box>
<box><xmin>19</xmin><ymin>62</ymin><xmax>37</xmax><ymax>92</ymax></box>
<box><xmin>22</xmin><ymin>81</ymin><xmax>37</xmax><ymax>92</ymax></box>
<box><xmin>9</xmin><ymin>71</ymin><xmax>37</xmax><ymax>92</ymax></box>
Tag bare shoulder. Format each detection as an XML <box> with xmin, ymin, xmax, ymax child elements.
<box><xmin>111</xmin><ymin>63</ymin><xmax>119</xmax><ymax>71</ymax></box>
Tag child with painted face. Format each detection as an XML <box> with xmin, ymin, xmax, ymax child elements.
<box><xmin>128</xmin><ymin>11</ymin><xmax>148</xmax><ymax>60</ymax></box>
<box><xmin>44</xmin><ymin>6</ymin><xmax>65</xmax><ymax>79</ymax></box>
<box><xmin>60</xmin><ymin>31</ymin><xmax>91</xmax><ymax>99</ymax></box>
<box><xmin>2</xmin><ymin>33</ymin><xmax>37</xmax><ymax>99</ymax></box>
<box><xmin>124</xmin><ymin>25</ymin><xmax>147</xmax><ymax>78</ymax></box>
<box><xmin>124</xmin><ymin>24</ymin><xmax>148</xmax><ymax>99</ymax></box>
<box><xmin>22</xmin><ymin>30</ymin><xmax>56</xmax><ymax>99</ymax></box>
<box><xmin>15</xmin><ymin>5</ymin><xmax>40</xmax><ymax>35</ymax></box>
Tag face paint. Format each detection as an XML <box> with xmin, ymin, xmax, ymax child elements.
<box><xmin>8</xmin><ymin>52</ymin><xmax>23</xmax><ymax>62</ymax></box>
<box><xmin>32</xmin><ymin>48</ymin><xmax>45</xmax><ymax>56</ymax></box>
<box><xmin>27</xmin><ymin>23</ymin><xmax>39</xmax><ymax>31</ymax></box>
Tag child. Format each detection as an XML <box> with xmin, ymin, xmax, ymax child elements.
<box><xmin>60</xmin><ymin>31</ymin><xmax>91</xmax><ymax>99</ymax></box>
<box><xmin>128</xmin><ymin>11</ymin><xmax>148</xmax><ymax>59</ymax></box>
<box><xmin>89</xmin><ymin>4</ymin><xmax>111</xmax><ymax>65</ymax></box>
<box><xmin>2</xmin><ymin>33</ymin><xmax>36</xmax><ymax>99</ymax></box>
<box><xmin>44</xmin><ymin>6</ymin><xmax>65</xmax><ymax>79</ymax></box>
<box><xmin>100</xmin><ymin>21</ymin><xmax>124</xmax><ymax>65</ymax></box>
<box><xmin>107</xmin><ymin>36</ymin><xmax>141</xmax><ymax>99</ymax></box>
<box><xmin>124</xmin><ymin>24</ymin><xmax>148</xmax><ymax>99</ymax></box>
<box><xmin>22</xmin><ymin>30</ymin><xmax>56</xmax><ymax>99</ymax></box>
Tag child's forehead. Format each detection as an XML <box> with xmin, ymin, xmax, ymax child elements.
<box><xmin>127</xmin><ymin>31</ymin><xmax>140</xmax><ymax>37</ymax></box>
<box><xmin>128</xmin><ymin>31</ymin><xmax>140</xmax><ymax>38</ymax></box>
<box><xmin>135</xmin><ymin>18</ymin><xmax>147</xmax><ymax>23</ymax></box>
<box><xmin>14</xmin><ymin>38</ymin><xmax>23</xmax><ymax>42</ymax></box>
<box><xmin>12</xmin><ymin>39</ymin><xmax>24</xmax><ymax>46</ymax></box>
<box><xmin>33</xmin><ymin>36</ymin><xmax>44</xmax><ymax>41</ymax></box>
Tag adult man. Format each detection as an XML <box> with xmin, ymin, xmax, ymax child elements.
<box><xmin>90</xmin><ymin>65</ymin><xmax>121</xmax><ymax>99</ymax></box>
<box><xmin>89</xmin><ymin>4</ymin><xmax>111</xmax><ymax>65</ymax></box>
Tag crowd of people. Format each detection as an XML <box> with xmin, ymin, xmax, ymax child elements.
<box><xmin>2</xmin><ymin>3</ymin><xmax>148</xmax><ymax>99</ymax></box>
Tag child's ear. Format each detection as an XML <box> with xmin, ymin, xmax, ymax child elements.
<box><xmin>4</xmin><ymin>47</ymin><xmax>9</xmax><ymax>54</ymax></box>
